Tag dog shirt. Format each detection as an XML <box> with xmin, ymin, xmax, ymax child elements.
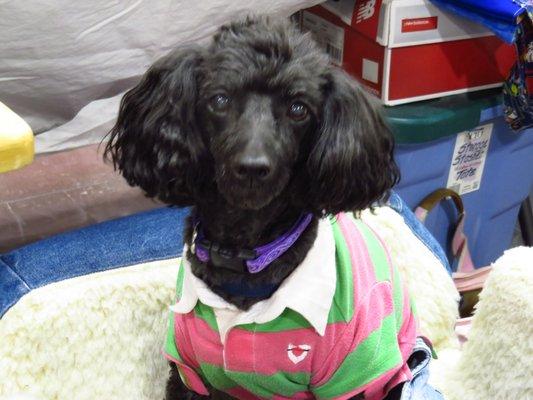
<box><xmin>164</xmin><ymin>213</ymin><xmax>418</xmax><ymax>400</ymax></box>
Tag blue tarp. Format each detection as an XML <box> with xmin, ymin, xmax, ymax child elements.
<box><xmin>431</xmin><ymin>0</ymin><xmax>529</xmax><ymax>43</ymax></box>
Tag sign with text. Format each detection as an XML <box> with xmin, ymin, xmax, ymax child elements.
<box><xmin>447</xmin><ymin>124</ymin><xmax>493</xmax><ymax>195</ymax></box>
<box><xmin>401</xmin><ymin>17</ymin><xmax>438</xmax><ymax>33</ymax></box>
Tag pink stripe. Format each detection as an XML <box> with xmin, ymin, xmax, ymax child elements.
<box><xmin>310</xmin><ymin>320</ymin><xmax>354</xmax><ymax>387</ymax></box>
<box><xmin>452</xmin><ymin>215</ymin><xmax>475</xmax><ymax>272</ymax></box>
<box><xmin>163</xmin><ymin>353</ymin><xmax>210</xmax><ymax>396</ymax></box>
<box><xmin>225</xmin><ymin>327</ymin><xmax>318</xmax><ymax>374</ymax></box>
<box><xmin>399</xmin><ymin>284</ymin><xmax>419</xmax><ymax>339</ymax></box>
<box><xmin>452</xmin><ymin>215</ymin><xmax>466</xmax><ymax>255</ymax></box>
<box><xmin>174</xmin><ymin>312</ymin><xmax>224</xmax><ymax>367</ymax></box>
<box><xmin>458</xmin><ymin>242</ymin><xmax>475</xmax><ymax>272</ymax></box>
<box><xmin>163</xmin><ymin>352</ymin><xmax>179</xmax><ymax>364</ymax></box>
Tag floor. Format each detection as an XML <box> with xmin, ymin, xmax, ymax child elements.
<box><xmin>0</xmin><ymin>144</ymin><xmax>160</xmax><ymax>253</ymax></box>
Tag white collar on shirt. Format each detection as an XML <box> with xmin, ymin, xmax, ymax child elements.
<box><xmin>170</xmin><ymin>218</ymin><xmax>337</xmax><ymax>343</ymax></box>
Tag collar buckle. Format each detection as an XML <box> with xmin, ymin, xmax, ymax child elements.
<box><xmin>205</xmin><ymin>241</ymin><xmax>257</xmax><ymax>273</ymax></box>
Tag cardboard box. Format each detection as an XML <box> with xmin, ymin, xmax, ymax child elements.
<box><xmin>300</xmin><ymin>0</ymin><xmax>516</xmax><ymax>105</ymax></box>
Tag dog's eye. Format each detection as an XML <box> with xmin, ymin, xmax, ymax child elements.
<box><xmin>288</xmin><ymin>102</ymin><xmax>308</xmax><ymax>121</ymax></box>
<box><xmin>209</xmin><ymin>94</ymin><xmax>230</xmax><ymax>113</ymax></box>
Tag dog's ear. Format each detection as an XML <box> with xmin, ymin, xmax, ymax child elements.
<box><xmin>104</xmin><ymin>47</ymin><xmax>207</xmax><ymax>205</ymax></box>
<box><xmin>306</xmin><ymin>67</ymin><xmax>399</xmax><ymax>215</ymax></box>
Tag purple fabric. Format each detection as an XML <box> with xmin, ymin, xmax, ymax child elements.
<box><xmin>194</xmin><ymin>242</ymin><xmax>211</xmax><ymax>264</ymax></box>
<box><xmin>194</xmin><ymin>213</ymin><xmax>313</xmax><ymax>274</ymax></box>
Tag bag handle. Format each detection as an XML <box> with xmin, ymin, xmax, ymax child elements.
<box><xmin>415</xmin><ymin>188</ymin><xmax>475</xmax><ymax>273</ymax></box>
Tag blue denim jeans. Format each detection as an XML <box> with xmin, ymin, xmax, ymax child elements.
<box><xmin>387</xmin><ymin>192</ymin><xmax>452</xmax><ymax>275</ymax></box>
<box><xmin>387</xmin><ymin>338</ymin><xmax>444</xmax><ymax>400</ymax></box>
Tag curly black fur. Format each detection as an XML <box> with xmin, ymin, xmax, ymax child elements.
<box><xmin>105</xmin><ymin>15</ymin><xmax>399</xmax><ymax>400</ymax></box>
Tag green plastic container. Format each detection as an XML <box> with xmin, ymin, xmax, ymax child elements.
<box><xmin>386</xmin><ymin>89</ymin><xmax>502</xmax><ymax>144</ymax></box>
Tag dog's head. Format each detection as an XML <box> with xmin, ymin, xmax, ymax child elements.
<box><xmin>105</xmin><ymin>16</ymin><xmax>399</xmax><ymax>214</ymax></box>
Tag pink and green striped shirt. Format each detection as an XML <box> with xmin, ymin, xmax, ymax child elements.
<box><xmin>164</xmin><ymin>213</ymin><xmax>418</xmax><ymax>400</ymax></box>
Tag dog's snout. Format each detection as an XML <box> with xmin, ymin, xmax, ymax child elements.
<box><xmin>233</xmin><ymin>155</ymin><xmax>272</xmax><ymax>181</ymax></box>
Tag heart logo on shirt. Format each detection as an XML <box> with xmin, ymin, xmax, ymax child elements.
<box><xmin>287</xmin><ymin>344</ymin><xmax>311</xmax><ymax>364</ymax></box>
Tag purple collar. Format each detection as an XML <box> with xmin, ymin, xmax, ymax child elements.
<box><xmin>191</xmin><ymin>213</ymin><xmax>313</xmax><ymax>274</ymax></box>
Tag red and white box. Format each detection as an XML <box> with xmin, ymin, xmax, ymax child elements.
<box><xmin>300</xmin><ymin>0</ymin><xmax>516</xmax><ymax>105</ymax></box>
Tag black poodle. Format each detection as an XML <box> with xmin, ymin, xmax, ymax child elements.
<box><xmin>105</xmin><ymin>16</ymin><xmax>401</xmax><ymax>400</ymax></box>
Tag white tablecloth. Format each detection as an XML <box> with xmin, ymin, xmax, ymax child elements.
<box><xmin>0</xmin><ymin>0</ymin><xmax>320</xmax><ymax>153</ymax></box>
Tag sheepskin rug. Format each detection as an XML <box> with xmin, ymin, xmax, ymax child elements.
<box><xmin>0</xmin><ymin>259</ymin><xmax>178</xmax><ymax>400</ymax></box>
<box><xmin>436</xmin><ymin>246</ymin><xmax>533</xmax><ymax>400</ymax></box>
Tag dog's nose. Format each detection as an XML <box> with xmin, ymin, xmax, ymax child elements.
<box><xmin>233</xmin><ymin>155</ymin><xmax>272</xmax><ymax>181</ymax></box>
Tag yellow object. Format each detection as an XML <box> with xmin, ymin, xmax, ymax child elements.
<box><xmin>0</xmin><ymin>101</ymin><xmax>34</xmax><ymax>173</ymax></box>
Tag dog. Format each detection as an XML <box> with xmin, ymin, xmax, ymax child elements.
<box><xmin>105</xmin><ymin>15</ymin><xmax>437</xmax><ymax>400</ymax></box>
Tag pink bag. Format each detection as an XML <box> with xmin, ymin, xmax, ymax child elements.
<box><xmin>415</xmin><ymin>188</ymin><xmax>493</xmax><ymax>344</ymax></box>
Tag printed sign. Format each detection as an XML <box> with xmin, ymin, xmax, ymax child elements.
<box><xmin>447</xmin><ymin>124</ymin><xmax>493</xmax><ymax>195</ymax></box>
<box><xmin>401</xmin><ymin>17</ymin><xmax>438</xmax><ymax>33</ymax></box>
<box><xmin>302</xmin><ymin>12</ymin><xmax>345</xmax><ymax>65</ymax></box>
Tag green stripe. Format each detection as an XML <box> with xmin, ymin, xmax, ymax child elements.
<box><xmin>194</xmin><ymin>302</ymin><xmax>219</xmax><ymax>332</ymax></box>
<box><xmin>391</xmin><ymin>261</ymin><xmax>404</xmax><ymax>331</ymax></box>
<box><xmin>229</xmin><ymin>370</ymin><xmax>309</xmax><ymax>399</ymax></box>
<box><xmin>164</xmin><ymin>311</ymin><xmax>182</xmax><ymax>361</ymax></box>
<box><xmin>233</xmin><ymin>368</ymin><xmax>309</xmax><ymax>398</ymax></box>
<box><xmin>176</xmin><ymin>259</ymin><xmax>185</xmax><ymax>299</ymax></box>
<box><xmin>199</xmin><ymin>363</ymin><xmax>238</xmax><ymax>391</ymax></box>
<box><xmin>327</xmin><ymin>218</ymin><xmax>355</xmax><ymax>324</ymax></box>
<box><xmin>240</xmin><ymin>308</ymin><xmax>311</xmax><ymax>332</ymax></box>
<box><xmin>312</xmin><ymin>314</ymin><xmax>402</xmax><ymax>399</ymax></box>
<box><xmin>199</xmin><ymin>364</ymin><xmax>310</xmax><ymax>398</ymax></box>
<box><xmin>354</xmin><ymin>219</ymin><xmax>391</xmax><ymax>283</ymax></box>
